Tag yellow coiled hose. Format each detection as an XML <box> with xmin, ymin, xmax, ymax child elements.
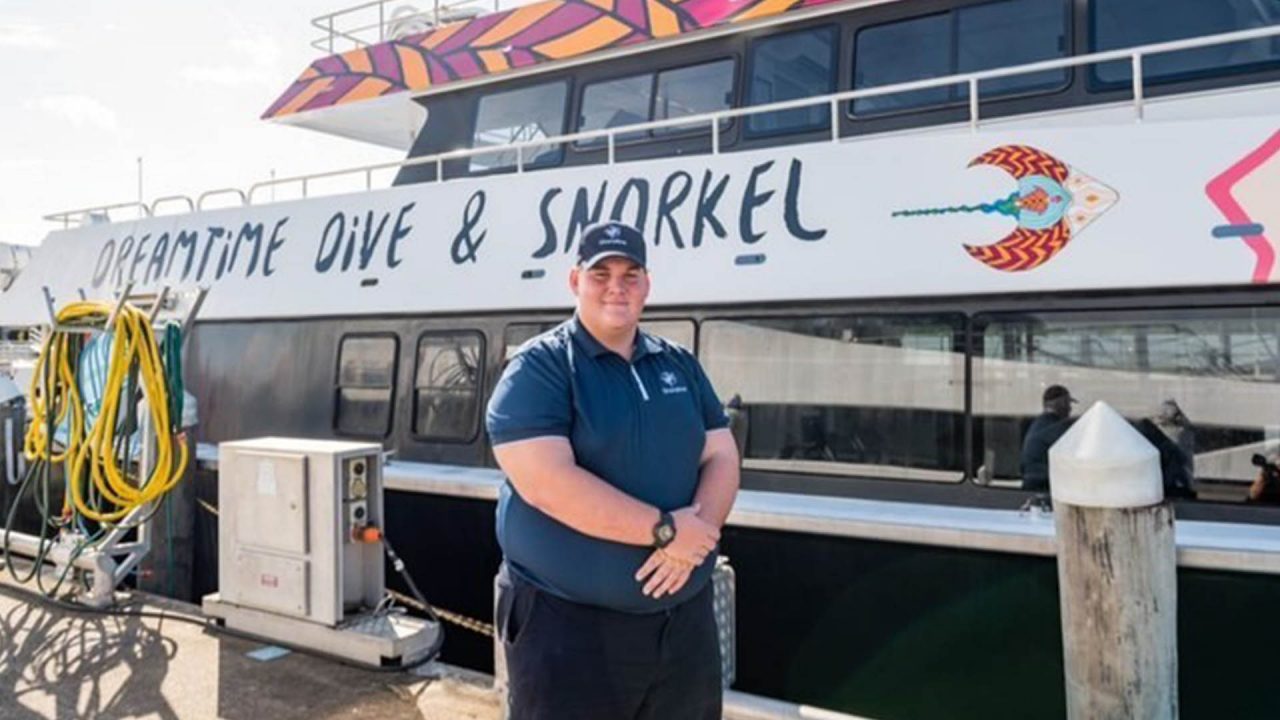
<box><xmin>23</xmin><ymin>301</ymin><xmax>188</xmax><ymax>523</ymax></box>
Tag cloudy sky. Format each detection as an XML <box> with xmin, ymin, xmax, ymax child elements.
<box><xmin>0</xmin><ymin>1</ymin><xmax>512</xmax><ymax>247</ymax></box>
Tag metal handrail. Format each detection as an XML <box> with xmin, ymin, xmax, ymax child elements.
<box><xmin>149</xmin><ymin>195</ymin><xmax>196</xmax><ymax>216</ymax></box>
<box><xmin>311</xmin><ymin>0</ymin><xmax>387</xmax><ymax>52</ymax></box>
<box><xmin>47</xmin><ymin>24</ymin><xmax>1280</xmax><ymax>223</ymax></box>
<box><xmin>310</xmin><ymin>0</ymin><xmax>496</xmax><ymax>53</ymax></box>
<box><xmin>42</xmin><ymin>201</ymin><xmax>151</xmax><ymax>229</ymax></box>
<box><xmin>196</xmin><ymin>188</ymin><xmax>248</xmax><ymax>211</ymax></box>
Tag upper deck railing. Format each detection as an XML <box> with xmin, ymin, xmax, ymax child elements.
<box><xmin>42</xmin><ymin>24</ymin><xmax>1280</xmax><ymax>229</ymax></box>
<box><xmin>0</xmin><ymin>244</ymin><xmax>32</xmax><ymax>293</ymax></box>
<box><xmin>310</xmin><ymin>0</ymin><xmax>499</xmax><ymax>53</ymax></box>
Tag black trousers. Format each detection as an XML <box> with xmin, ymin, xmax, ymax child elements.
<box><xmin>496</xmin><ymin>566</ymin><xmax>722</xmax><ymax>720</ymax></box>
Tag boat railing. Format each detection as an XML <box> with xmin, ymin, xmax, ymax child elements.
<box><xmin>42</xmin><ymin>23</ymin><xmax>1280</xmax><ymax>228</ymax></box>
<box><xmin>310</xmin><ymin>0</ymin><xmax>498</xmax><ymax>53</ymax></box>
<box><xmin>44</xmin><ymin>201</ymin><xmax>151</xmax><ymax>228</ymax></box>
<box><xmin>0</xmin><ymin>244</ymin><xmax>31</xmax><ymax>292</ymax></box>
<box><xmin>149</xmin><ymin>195</ymin><xmax>196</xmax><ymax>216</ymax></box>
<box><xmin>196</xmin><ymin>188</ymin><xmax>249</xmax><ymax>211</ymax></box>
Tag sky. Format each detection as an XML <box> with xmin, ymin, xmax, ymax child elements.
<box><xmin>0</xmin><ymin>1</ymin><xmax>515</xmax><ymax>247</ymax></box>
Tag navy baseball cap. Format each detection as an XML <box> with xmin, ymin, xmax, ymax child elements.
<box><xmin>1043</xmin><ymin>384</ymin><xmax>1078</xmax><ymax>403</ymax></box>
<box><xmin>578</xmin><ymin>222</ymin><xmax>646</xmax><ymax>269</ymax></box>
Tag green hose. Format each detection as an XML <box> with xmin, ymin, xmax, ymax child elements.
<box><xmin>163</xmin><ymin>324</ymin><xmax>183</xmax><ymax>432</ymax></box>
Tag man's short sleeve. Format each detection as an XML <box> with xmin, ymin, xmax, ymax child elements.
<box><xmin>688</xmin><ymin>356</ymin><xmax>729</xmax><ymax>432</ymax></box>
<box><xmin>486</xmin><ymin>348</ymin><xmax>572</xmax><ymax>446</ymax></box>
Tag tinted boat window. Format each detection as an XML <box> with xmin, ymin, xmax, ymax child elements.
<box><xmin>504</xmin><ymin>322</ymin><xmax>560</xmax><ymax>361</ymax></box>
<box><xmin>336</xmin><ymin>335</ymin><xmax>397</xmax><ymax>437</ymax></box>
<box><xmin>578</xmin><ymin>74</ymin><xmax>652</xmax><ymax>147</ymax></box>
<box><xmin>503</xmin><ymin>320</ymin><xmax>695</xmax><ymax>362</ymax></box>
<box><xmin>699</xmin><ymin>315</ymin><xmax>966</xmax><ymax>483</ymax></box>
<box><xmin>853</xmin><ymin>0</ymin><xmax>1069</xmax><ymax>115</ymax></box>
<box><xmin>414</xmin><ymin>332</ymin><xmax>484</xmax><ymax>441</ymax></box>
<box><xmin>746</xmin><ymin>26</ymin><xmax>837</xmax><ymax>137</ymax></box>
<box><xmin>973</xmin><ymin>308</ymin><xmax>1280</xmax><ymax>503</ymax></box>
<box><xmin>640</xmin><ymin>320</ymin><xmax>695</xmax><ymax>350</ymax></box>
<box><xmin>653</xmin><ymin>60</ymin><xmax>735</xmax><ymax>136</ymax></box>
<box><xmin>1091</xmin><ymin>0</ymin><xmax>1280</xmax><ymax>85</ymax></box>
<box><xmin>470</xmin><ymin>81</ymin><xmax>567</xmax><ymax>173</ymax></box>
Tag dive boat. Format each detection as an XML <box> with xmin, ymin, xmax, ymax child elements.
<box><xmin>3</xmin><ymin>1</ymin><xmax>1280</xmax><ymax>717</ymax></box>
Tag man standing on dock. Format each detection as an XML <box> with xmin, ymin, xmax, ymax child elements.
<box><xmin>486</xmin><ymin>221</ymin><xmax>740</xmax><ymax>720</ymax></box>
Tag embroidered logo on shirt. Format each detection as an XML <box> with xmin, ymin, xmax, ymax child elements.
<box><xmin>659</xmin><ymin>370</ymin><xmax>688</xmax><ymax>395</ymax></box>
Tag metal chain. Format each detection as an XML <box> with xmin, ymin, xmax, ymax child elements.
<box><xmin>387</xmin><ymin>588</ymin><xmax>495</xmax><ymax>638</ymax></box>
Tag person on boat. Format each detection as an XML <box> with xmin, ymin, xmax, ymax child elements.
<box><xmin>724</xmin><ymin>393</ymin><xmax>748</xmax><ymax>461</ymax></box>
<box><xmin>1154</xmin><ymin>398</ymin><xmax>1195</xmax><ymax>480</ymax></box>
<box><xmin>1248</xmin><ymin>452</ymin><xmax>1280</xmax><ymax>503</ymax></box>
<box><xmin>486</xmin><ymin>221</ymin><xmax>741</xmax><ymax>720</ymax></box>
<box><xmin>1019</xmin><ymin>384</ymin><xmax>1077</xmax><ymax>491</ymax></box>
<box><xmin>1132</xmin><ymin>399</ymin><xmax>1198</xmax><ymax>499</ymax></box>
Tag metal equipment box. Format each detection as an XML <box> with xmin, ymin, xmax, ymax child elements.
<box><xmin>215</xmin><ymin>437</ymin><xmax>384</xmax><ymax>626</ymax></box>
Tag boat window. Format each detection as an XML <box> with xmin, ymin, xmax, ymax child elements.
<box><xmin>653</xmin><ymin>59</ymin><xmax>736</xmax><ymax>136</ymax></box>
<box><xmin>470</xmin><ymin>81</ymin><xmax>568</xmax><ymax>173</ymax></box>
<box><xmin>413</xmin><ymin>332</ymin><xmax>484</xmax><ymax>442</ymax></box>
<box><xmin>973</xmin><ymin>308</ymin><xmax>1280</xmax><ymax>503</ymax></box>
<box><xmin>746</xmin><ymin>26</ymin><xmax>838</xmax><ymax>137</ymax></box>
<box><xmin>699</xmin><ymin>315</ymin><xmax>966</xmax><ymax>483</ymax></box>
<box><xmin>578</xmin><ymin>74</ymin><xmax>653</xmax><ymax>147</ymax></box>
<box><xmin>503</xmin><ymin>319</ymin><xmax>695</xmax><ymax>363</ymax></box>
<box><xmin>640</xmin><ymin>320</ymin><xmax>695</xmax><ymax>350</ymax></box>
<box><xmin>1090</xmin><ymin>0</ymin><xmax>1280</xmax><ymax>86</ymax></box>
<box><xmin>335</xmin><ymin>334</ymin><xmax>398</xmax><ymax>438</ymax></box>
<box><xmin>852</xmin><ymin>0</ymin><xmax>1069</xmax><ymax>116</ymax></box>
<box><xmin>504</xmin><ymin>322</ymin><xmax>561</xmax><ymax>362</ymax></box>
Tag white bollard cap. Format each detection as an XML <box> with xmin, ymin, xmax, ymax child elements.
<box><xmin>1049</xmin><ymin>401</ymin><xmax>1162</xmax><ymax>509</ymax></box>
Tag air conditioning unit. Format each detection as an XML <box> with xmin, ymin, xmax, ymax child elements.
<box><xmin>204</xmin><ymin>437</ymin><xmax>437</xmax><ymax>666</ymax></box>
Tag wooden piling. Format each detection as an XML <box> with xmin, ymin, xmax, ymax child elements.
<box><xmin>1050</xmin><ymin>401</ymin><xmax>1177</xmax><ymax>720</ymax></box>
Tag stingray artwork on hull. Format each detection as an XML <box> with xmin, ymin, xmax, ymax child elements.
<box><xmin>894</xmin><ymin>145</ymin><xmax>1119</xmax><ymax>272</ymax></box>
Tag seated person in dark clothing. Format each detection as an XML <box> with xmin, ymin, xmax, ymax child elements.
<box><xmin>1019</xmin><ymin>385</ymin><xmax>1077</xmax><ymax>491</ymax></box>
<box><xmin>1248</xmin><ymin>453</ymin><xmax>1280</xmax><ymax>504</ymax></box>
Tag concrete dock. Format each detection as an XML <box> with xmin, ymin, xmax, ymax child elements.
<box><xmin>0</xmin><ymin>575</ymin><xmax>500</xmax><ymax>720</ymax></box>
<box><xmin>0</xmin><ymin>570</ymin><xmax>867</xmax><ymax>720</ymax></box>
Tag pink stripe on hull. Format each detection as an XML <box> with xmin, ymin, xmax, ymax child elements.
<box><xmin>368</xmin><ymin>44</ymin><xmax>405</xmax><ymax>85</ymax></box>
<box><xmin>677</xmin><ymin>0</ymin><xmax>739</xmax><ymax>26</ymax></box>
<box><xmin>1205</xmin><ymin>130</ymin><xmax>1280</xmax><ymax>284</ymax></box>
<box><xmin>433</xmin><ymin>11</ymin><xmax>510</xmax><ymax>54</ymax></box>
<box><xmin>506</xmin><ymin>4</ymin><xmax>603</xmax><ymax>48</ymax></box>
<box><xmin>445</xmin><ymin>51</ymin><xmax>483</xmax><ymax>79</ymax></box>
<box><xmin>614</xmin><ymin>0</ymin><xmax>650</xmax><ymax>29</ymax></box>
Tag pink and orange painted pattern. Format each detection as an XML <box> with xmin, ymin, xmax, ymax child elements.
<box><xmin>264</xmin><ymin>0</ymin><xmax>845</xmax><ymax>119</ymax></box>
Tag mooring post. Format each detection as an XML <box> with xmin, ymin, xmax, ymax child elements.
<box><xmin>1050</xmin><ymin>401</ymin><xmax>1177</xmax><ymax>720</ymax></box>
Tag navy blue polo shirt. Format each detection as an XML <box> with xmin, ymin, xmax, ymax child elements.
<box><xmin>486</xmin><ymin>316</ymin><xmax>729</xmax><ymax>614</ymax></box>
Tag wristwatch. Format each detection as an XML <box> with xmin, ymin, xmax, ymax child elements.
<box><xmin>652</xmin><ymin>511</ymin><xmax>676</xmax><ymax>549</ymax></box>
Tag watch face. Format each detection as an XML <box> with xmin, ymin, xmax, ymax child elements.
<box><xmin>657</xmin><ymin>525</ymin><xmax>675</xmax><ymax>543</ymax></box>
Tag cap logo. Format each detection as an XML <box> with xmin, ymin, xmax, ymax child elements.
<box><xmin>580</xmin><ymin>222</ymin><xmax>645</xmax><ymax>268</ymax></box>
